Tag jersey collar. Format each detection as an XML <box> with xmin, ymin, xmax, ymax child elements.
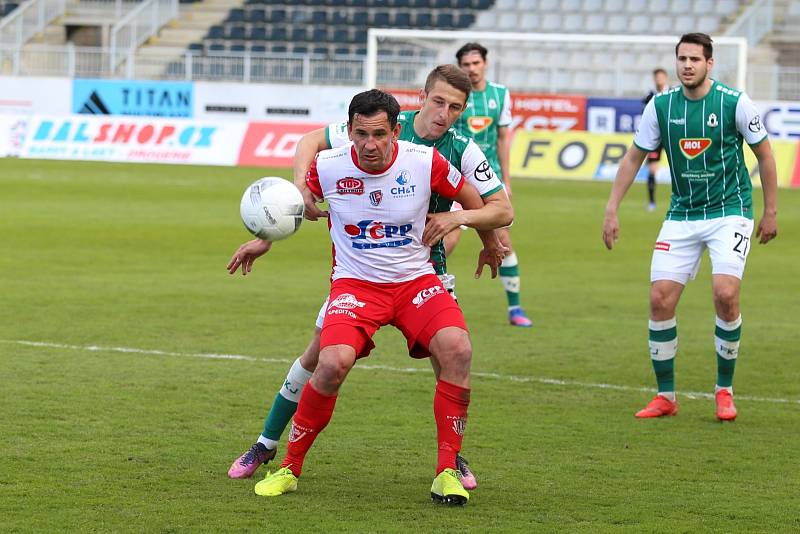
<box><xmin>350</xmin><ymin>142</ymin><xmax>399</xmax><ymax>175</ymax></box>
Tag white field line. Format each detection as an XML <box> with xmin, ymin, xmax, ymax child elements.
<box><xmin>4</xmin><ymin>339</ymin><xmax>798</xmax><ymax>405</ymax></box>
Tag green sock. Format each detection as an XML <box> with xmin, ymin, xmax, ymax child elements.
<box><xmin>715</xmin><ymin>315</ymin><xmax>741</xmax><ymax>388</ymax></box>
<box><xmin>260</xmin><ymin>358</ymin><xmax>313</xmax><ymax>443</ymax></box>
<box><xmin>649</xmin><ymin>318</ymin><xmax>678</xmax><ymax>393</ymax></box>
<box><xmin>499</xmin><ymin>252</ymin><xmax>521</xmax><ymax>308</ymax></box>
<box><xmin>262</xmin><ymin>393</ymin><xmax>299</xmax><ymax>441</ymax></box>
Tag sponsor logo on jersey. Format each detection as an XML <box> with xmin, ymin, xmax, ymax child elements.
<box><xmin>669</xmin><ymin>118</ymin><xmax>686</xmax><ymax>126</ymax></box>
<box><xmin>369</xmin><ymin>190</ymin><xmax>383</xmax><ymax>206</ymax></box>
<box><xmin>392</xmin><ymin>170</ymin><xmax>416</xmax><ymax>198</ymax></box>
<box><xmin>654</xmin><ymin>241</ymin><xmax>671</xmax><ymax>251</ymax></box>
<box><xmin>344</xmin><ymin>220</ymin><xmax>413</xmax><ymax>249</ymax></box>
<box><xmin>474</xmin><ymin>160</ymin><xmax>496</xmax><ymax>182</ymax></box>
<box><xmin>678</xmin><ymin>138</ymin><xmax>712</xmax><ymax>159</ymax></box>
<box><xmin>707</xmin><ymin>113</ymin><xmax>718</xmax><ymax>127</ymax></box>
<box><xmin>749</xmin><ymin>115</ymin><xmax>763</xmax><ymax>133</ymax></box>
<box><xmin>467</xmin><ymin>116</ymin><xmax>493</xmax><ymax>134</ymax></box>
<box><xmin>412</xmin><ymin>285</ymin><xmax>445</xmax><ymax>308</ymax></box>
<box><xmin>336</xmin><ymin>177</ymin><xmax>364</xmax><ymax>195</ymax></box>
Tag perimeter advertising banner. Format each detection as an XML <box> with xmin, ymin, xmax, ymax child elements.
<box><xmin>388</xmin><ymin>89</ymin><xmax>586</xmax><ymax>131</ymax></box>
<box><xmin>0</xmin><ymin>76</ymin><xmax>71</xmax><ymax>116</ymax></box>
<box><xmin>72</xmin><ymin>79</ymin><xmax>194</xmax><ymax>117</ymax></box>
<box><xmin>511</xmin><ymin>129</ymin><xmax>800</xmax><ymax>187</ymax></box>
<box><xmin>20</xmin><ymin>115</ymin><xmax>246</xmax><ymax>166</ymax></box>
<box><xmin>237</xmin><ymin>121</ymin><xmax>324</xmax><ymax>167</ymax></box>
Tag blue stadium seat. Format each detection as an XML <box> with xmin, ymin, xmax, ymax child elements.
<box><xmin>453</xmin><ymin>0</ymin><xmax>469</xmax><ymax>7</ymax></box>
<box><xmin>432</xmin><ymin>0</ymin><xmax>450</xmax><ymax>7</ymax></box>
<box><xmin>333</xmin><ymin>28</ymin><xmax>349</xmax><ymax>42</ymax></box>
<box><xmin>392</xmin><ymin>0</ymin><xmax>410</xmax><ymax>6</ymax></box>
<box><xmin>207</xmin><ymin>25</ymin><xmax>224</xmax><ymax>39</ymax></box>
<box><xmin>248</xmin><ymin>8</ymin><xmax>266</xmax><ymax>22</ymax></box>
<box><xmin>249</xmin><ymin>26</ymin><xmax>267</xmax><ymax>40</ymax></box>
<box><xmin>293</xmin><ymin>45</ymin><xmax>309</xmax><ymax>54</ymax></box>
<box><xmin>291</xmin><ymin>9</ymin><xmax>310</xmax><ymax>23</ymax></box>
<box><xmin>208</xmin><ymin>43</ymin><xmax>225</xmax><ymax>52</ymax></box>
<box><xmin>353</xmin><ymin>11</ymin><xmax>369</xmax><ymax>25</ymax></box>
<box><xmin>393</xmin><ymin>12</ymin><xmax>411</xmax><ymax>27</ymax></box>
<box><xmin>456</xmin><ymin>12</ymin><xmax>475</xmax><ymax>27</ymax></box>
<box><xmin>251</xmin><ymin>44</ymin><xmax>267</xmax><ymax>53</ymax></box>
<box><xmin>415</xmin><ymin>12</ymin><xmax>432</xmax><ymax>26</ymax></box>
<box><xmin>312</xmin><ymin>26</ymin><xmax>329</xmax><ymax>41</ymax></box>
<box><xmin>353</xmin><ymin>29</ymin><xmax>367</xmax><ymax>43</ymax></box>
<box><xmin>272</xmin><ymin>44</ymin><xmax>288</xmax><ymax>53</ymax></box>
<box><xmin>269</xmin><ymin>9</ymin><xmax>286</xmax><ymax>23</ymax></box>
<box><xmin>436</xmin><ymin>12</ymin><xmax>454</xmax><ymax>27</ymax></box>
<box><xmin>230</xmin><ymin>43</ymin><xmax>246</xmax><ymax>52</ymax></box>
<box><xmin>271</xmin><ymin>27</ymin><xmax>288</xmax><ymax>41</ymax></box>
<box><xmin>334</xmin><ymin>46</ymin><xmax>351</xmax><ymax>55</ymax></box>
<box><xmin>332</xmin><ymin>11</ymin><xmax>348</xmax><ymax>25</ymax></box>
<box><xmin>187</xmin><ymin>42</ymin><xmax>204</xmax><ymax>52</ymax></box>
<box><xmin>228</xmin><ymin>25</ymin><xmax>246</xmax><ymax>40</ymax></box>
<box><xmin>372</xmin><ymin>11</ymin><xmax>390</xmax><ymax>26</ymax></box>
<box><xmin>228</xmin><ymin>8</ymin><xmax>245</xmax><ymax>22</ymax></box>
<box><xmin>291</xmin><ymin>27</ymin><xmax>308</xmax><ymax>41</ymax></box>
<box><xmin>311</xmin><ymin>10</ymin><xmax>327</xmax><ymax>24</ymax></box>
<box><xmin>313</xmin><ymin>45</ymin><xmax>329</xmax><ymax>55</ymax></box>
<box><xmin>410</xmin><ymin>0</ymin><xmax>432</xmax><ymax>6</ymax></box>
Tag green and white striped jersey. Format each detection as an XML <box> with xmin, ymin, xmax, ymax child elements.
<box><xmin>634</xmin><ymin>80</ymin><xmax>767</xmax><ymax>221</ymax></box>
<box><xmin>325</xmin><ymin>109</ymin><xmax>503</xmax><ymax>274</ymax></box>
<box><xmin>453</xmin><ymin>81</ymin><xmax>512</xmax><ymax>181</ymax></box>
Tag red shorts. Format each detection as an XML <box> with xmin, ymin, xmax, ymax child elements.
<box><xmin>320</xmin><ymin>274</ymin><xmax>467</xmax><ymax>359</ymax></box>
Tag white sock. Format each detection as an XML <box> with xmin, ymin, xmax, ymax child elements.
<box><xmin>257</xmin><ymin>435</ymin><xmax>278</xmax><ymax>450</ymax></box>
<box><xmin>657</xmin><ymin>391</ymin><xmax>676</xmax><ymax>401</ymax></box>
<box><xmin>279</xmin><ymin>357</ymin><xmax>314</xmax><ymax>403</ymax></box>
<box><xmin>714</xmin><ymin>385</ymin><xmax>733</xmax><ymax>394</ymax></box>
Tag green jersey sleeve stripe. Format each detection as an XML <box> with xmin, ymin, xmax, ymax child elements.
<box><xmin>748</xmin><ymin>134</ymin><xmax>768</xmax><ymax>147</ymax></box>
<box><xmin>633</xmin><ymin>140</ymin><xmax>657</xmax><ymax>152</ymax></box>
<box><xmin>480</xmin><ymin>184</ymin><xmax>504</xmax><ymax>198</ymax></box>
<box><xmin>324</xmin><ymin>127</ymin><xmax>332</xmax><ymax>150</ymax></box>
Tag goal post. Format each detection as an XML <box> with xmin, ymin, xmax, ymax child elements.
<box><xmin>365</xmin><ymin>29</ymin><xmax>747</xmax><ymax>98</ymax></box>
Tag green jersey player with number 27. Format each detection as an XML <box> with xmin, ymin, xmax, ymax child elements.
<box><xmin>602</xmin><ymin>33</ymin><xmax>778</xmax><ymax>421</ymax></box>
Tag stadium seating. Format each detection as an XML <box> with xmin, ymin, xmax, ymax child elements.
<box><xmin>192</xmin><ymin>0</ymin><xmax>497</xmax><ymax>57</ymax></box>
<box><xmin>0</xmin><ymin>1</ymin><xmax>19</xmax><ymax>17</ymax></box>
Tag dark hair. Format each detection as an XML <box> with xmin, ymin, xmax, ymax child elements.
<box><xmin>347</xmin><ymin>89</ymin><xmax>400</xmax><ymax>128</ymax></box>
<box><xmin>653</xmin><ymin>68</ymin><xmax>667</xmax><ymax>76</ymax></box>
<box><xmin>456</xmin><ymin>42</ymin><xmax>488</xmax><ymax>63</ymax></box>
<box><xmin>676</xmin><ymin>33</ymin><xmax>713</xmax><ymax>59</ymax></box>
<box><xmin>424</xmin><ymin>64</ymin><xmax>471</xmax><ymax>100</ymax></box>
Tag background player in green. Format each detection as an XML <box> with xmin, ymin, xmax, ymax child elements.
<box><xmin>602</xmin><ymin>33</ymin><xmax>778</xmax><ymax>421</ymax></box>
<box><xmin>226</xmin><ymin>65</ymin><xmax>512</xmax><ymax>490</ymax></box>
<box><xmin>447</xmin><ymin>42</ymin><xmax>533</xmax><ymax>328</ymax></box>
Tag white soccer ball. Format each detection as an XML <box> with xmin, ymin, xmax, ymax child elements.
<box><xmin>240</xmin><ymin>177</ymin><xmax>304</xmax><ymax>241</ymax></box>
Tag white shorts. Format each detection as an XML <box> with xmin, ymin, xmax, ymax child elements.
<box><xmin>315</xmin><ymin>296</ymin><xmax>328</xmax><ymax>329</ymax></box>
<box><xmin>650</xmin><ymin>216</ymin><xmax>754</xmax><ymax>285</ymax></box>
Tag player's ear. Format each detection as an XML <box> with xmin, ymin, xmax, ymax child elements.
<box><xmin>418</xmin><ymin>88</ymin><xmax>426</xmax><ymax>104</ymax></box>
<box><xmin>392</xmin><ymin>122</ymin><xmax>402</xmax><ymax>141</ymax></box>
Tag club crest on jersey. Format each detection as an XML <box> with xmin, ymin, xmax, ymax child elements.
<box><xmin>344</xmin><ymin>219</ymin><xmax>413</xmax><ymax>249</ymax></box>
<box><xmin>369</xmin><ymin>190</ymin><xmax>383</xmax><ymax>206</ymax></box>
<box><xmin>488</xmin><ymin>99</ymin><xmax>497</xmax><ymax>110</ymax></box>
<box><xmin>679</xmin><ymin>138</ymin><xmax>712</xmax><ymax>159</ymax></box>
<box><xmin>467</xmin><ymin>116</ymin><xmax>493</xmax><ymax>134</ymax></box>
<box><xmin>707</xmin><ymin>113</ymin><xmax>718</xmax><ymax>127</ymax></box>
<box><xmin>337</xmin><ymin>177</ymin><xmax>364</xmax><ymax>195</ymax></box>
<box><xmin>392</xmin><ymin>170</ymin><xmax>416</xmax><ymax>198</ymax></box>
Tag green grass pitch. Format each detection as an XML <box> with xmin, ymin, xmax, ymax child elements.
<box><xmin>1</xmin><ymin>158</ymin><xmax>799</xmax><ymax>532</ymax></box>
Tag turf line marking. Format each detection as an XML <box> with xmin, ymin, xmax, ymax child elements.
<box><xmin>5</xmin><ymin>339</ymin><xmax>798</xmax><ymax>405</ymax></box>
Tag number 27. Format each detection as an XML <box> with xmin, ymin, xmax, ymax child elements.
<box><xmin>733</xmin><ymin>232</ymin><xmax>750</xmax><ymax>255</ymax></box>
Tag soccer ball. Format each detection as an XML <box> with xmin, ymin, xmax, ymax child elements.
<box><xmin>240</xmin><ymin>177</ymin><xmax>304</xmax><ymax>241</ymax></box>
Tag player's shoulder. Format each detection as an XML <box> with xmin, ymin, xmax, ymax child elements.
<box><xmin>317</xmin><ymin>144</ymin><xmax>351</xmax><ymax>164</ymax></box>
<box><xmin>713</xmin><ymin>80</ymin><xmax>744</xmax><ymax>99</ymax></box>
<box><xmin>487</xmin><ymin>81</ymin><xmax>508</xmax><ymax>92</ymax></box>
<box><xmin>440</xmin><ymin>126</ymin><xmax>471</xmax><ymax>149</ymax></box>
<box><xmin>653</xmin><ymin>86</ymin><xmax>680</xmax><ymax>100</ymax></box>
<box><xmin>398</xmin><ymin>109</ymin><xmax>417</xmax><ymax>123</ymax></box>
<box><xmin>398</xmin><ymin>139</ymin><xmax>433</xmax><ymax>158</ymax></box>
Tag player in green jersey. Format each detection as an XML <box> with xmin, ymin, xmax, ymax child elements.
<box><xmin>226</xmin><ymin>65</ymin><xmax>512</xmax><ymax>490</ymax></box>
<box><xmin>447</xmin><ymin>42</ymin><xmax>533</xmax><ymax>328</ymax></box>
<box><xmin>602</xmin><ymin>33</ymin><xmax>778</xmax><ymax>421</ymax></box>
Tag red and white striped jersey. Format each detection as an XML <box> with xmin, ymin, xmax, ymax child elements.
<box><xmin>306</xmin><ymin>140</ymin><xmax>464</xmax><ymax>283</ymax></box>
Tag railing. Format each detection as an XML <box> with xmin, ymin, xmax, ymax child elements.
<box><xmin>0</xmin><ymin>0</ymin><xmax>66</xmax><ymax>49</ymax></box>
<box><xmin>109</xmin><ymin>0</ymin><xmax>177</xmax><ymax>74</ymax></box>
<box><xmin>72</xmin><ymin>0</ymin><xmax>142</xmax><ymax>20</ymax></box>
<box><xmin>725</xmin><ymin>0</ymin><xmax>774</xmax><ymax>48</ymax></box>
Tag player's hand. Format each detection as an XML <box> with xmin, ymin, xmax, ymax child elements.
<box><xmin>474</xmin><ymin>244</ymin><xmax>507</xmax><ymax>279</ymax></box>
<box><xmin>423</xmin><ymin>212</ymin><xmax>463</xmax><ymax>246</ymax></box>
<box><xmin>301</xmin><ymin>187</ymin><xmax>328</xmax><ymax>221</ymax></box>
<box><xmin>756</xmin><ymin>212</ymin><xmax>777</xmax><ymax>244</ymax></box>
<box><xmin>227</xmin><ymin>239</ymin><xmax>272</xmax><ymax>275</ymax></box>
<box><xmin>602</xmin><ymin>212</ymin><xmax>619</xmax><ymax>250</ymax></box>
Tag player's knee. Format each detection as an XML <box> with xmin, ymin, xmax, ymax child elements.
<box><xmin>713</xmin><ymin>286</ymin><xmax>739</xmax><ymax>318</ymax></box>
<box><xmin>314</xmin><ymin>347</ymin><xmax>353</xmax><ymax>390</ymax></box>
<box><xmin>432</xmin><ymin>329</ymin><xmax>472</xmax><ymax>371</ymax></box>
<box><xmin>649</xmin><ymin>285</ymin><xmax>678</xmax><ymax>318</ymax></box>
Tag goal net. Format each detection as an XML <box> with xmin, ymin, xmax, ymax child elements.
<box><xmin>366</xmin><ymin>29</ymin><xmax>747</xmax><ymax>98</ymax></box>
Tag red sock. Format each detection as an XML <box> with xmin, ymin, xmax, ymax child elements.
<box><xmin>434</xmin><ymin>379</ymin><xmax>470</xmax><ymax>474</ymax></box>
<box><xmin>280</xmin><ymin>382</ymin><xmax>337</xmax><ymax>477</ymax></box>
